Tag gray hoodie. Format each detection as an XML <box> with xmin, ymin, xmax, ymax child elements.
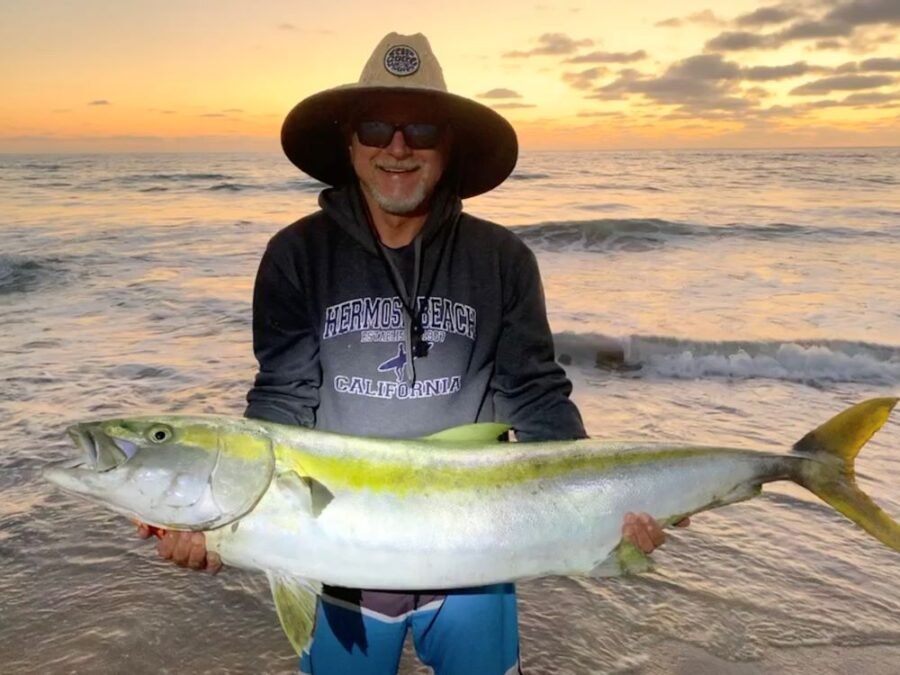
<box><xmin>245</xmin><ymin>183</ymin><xmax>585</xmax><ymax>442</ymax></box>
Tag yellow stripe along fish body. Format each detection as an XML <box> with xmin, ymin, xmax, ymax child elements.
<box><xmin>43</xmin><ymin>398</ymin><xmax>900</xmax><ymax>654</ymax></box>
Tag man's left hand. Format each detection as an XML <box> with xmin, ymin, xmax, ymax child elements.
<box><xmin>622</xmin><ymin>512</ymin><xmax>691</xmax><ymax>553</ymax></box>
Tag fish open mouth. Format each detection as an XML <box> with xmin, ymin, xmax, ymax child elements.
<box><xmin>47</xmin><ymin>456</ymin><xmax>89</xmax><ymax>471</ymax></box>
<box><xmin>68</xmin><ymin>426</ymin><xmax>97</xmax><ymax>468</ymax></box>
<box><xmin>64</xmin><ymin>425</ymin><xmax>137</xmax><ymax>472</ymax></box>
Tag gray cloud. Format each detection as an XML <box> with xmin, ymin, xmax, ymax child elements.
<box><xmin>223</xmin><ymin>108</ymin><xmax>244</xmax><ymax>113</ymax></box>
<box><xmin>477</xmin><ymin>88</ymin><xmax>522</xmax><ymax>99</ymax></box>
<box><xmin>200</xmin><ymin>113</ymin><xmax>228</xmax><ymax>118</ymax></box>
<box><xmin>805</xmin><ymin>99</ymin><xmax>844</xmax><ymax>109</ymax></box>
<box><xmin>562</xmin><ymin>67</ymin><xmax>609</xmax><ymax>90</ymax></box>
<box><xmin>565</xmin><ymin>50</ymin><xmax>646</xmax><ymax>64</ymax></box>
<box><xmin>503</xmin><ymin>33</ymin><xmax>593</xmax><ymax>58</ymax></box>
<box><xmin>790</xmin><ymin>74</ymin><xmax>894</xmax><ymax>94</ymax></box>
<box><xmin>779</xmin><ymin>20</ymin><xmax>852</xmax><ymax>41</ymax></box>
<box><xmin>836</xmin><ymin>57</ymin><xmax>900</xmax><ymax>73</ymax></box>
<box><xmin>655</xmin><ymin>10</ymin><xmax>726</xmax><ymax>28</ymax></box>
<box><xmin>842</xmin><ymin>90</ymin><xmax>900</xmax><ymax>104</ymax></box>
<box><xmin>567</xmin><ymin>4</ymin><xmax>899</xmax><ymax>124</ymax></box>
<box><xmin>656</xmin><ymin>18</ymin><xmax>682</xmax><ymax>28</ymax></box>
<box><xmin>744</xmin><ymin>62</ymin><xmax>818</xmax><ymax>80</ymax></box>
<box><xmin>860</xmin><ymin>57</ymin><xmax>900</xmax><ymax>71</ymax></box>
<box><xmin>826</xmin><ymin>0</ymin><xmax>900</xmax><ymax>26</ymax></box>
<box><xmin>744</xmin><ymin>85</ymin><xmax>772</xmax><ymax>98</ymax></box>
<box><xmin>736</xmin><ymin>5</ymin><xmax>800</xmax><ymax>27</ymax></box>
<box><xmin>795</xmin><ymin>90</ymin><xmax>900</xmax><ymax>109</ymax></box>
<box><xmin>706</xmin><ymin>0</ymin><xmax>900</xmax><ymax>53</ymax></box>
<box><xmin>87</xmin><ymin>100</ymin><xmax>110</xmax><ymax>106</ymax></box>
<box><xmin>575</xmin><ymin>110</ymin><xmax>626</xmax><ymax>117</ymax></box>
<box><xmin>278</xmin><ymin>23</ymin><xmax>297</xmax><ymax>30</ymax></box>
<box><xmin>705</xmin><ymin>31</ymin><xmax>773</xmax><ymax>51</ymax></box>
<box><xmin>669</xmin><ymin>54</ymin><xmax>742</xmax><ymax>80</ymax></box>
<box><xmin>588</xmin><ymin>55</ymin><xmax>750</xmax><ymax>112</ymax></box>
<box><xmin>490</xmin><ymin>102</ymin><xmax>537</xmax><ymax>109</ymax></box>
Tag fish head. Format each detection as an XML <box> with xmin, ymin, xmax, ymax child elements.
<box><xmin>43</xmin><ymin>416</ymin><xmax>275</xmax><ymax>530</ymax></box>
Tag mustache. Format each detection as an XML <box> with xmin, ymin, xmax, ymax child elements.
<box><xmin>375</xmin><ymin>160</ymin><xmax>422</xmax><ymax>171</ymax></box>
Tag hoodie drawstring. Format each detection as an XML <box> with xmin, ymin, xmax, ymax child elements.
<box><xmin>374</xmin><ymin>235</ymin><xmax>424</xmax><ymax>384</ymax></box>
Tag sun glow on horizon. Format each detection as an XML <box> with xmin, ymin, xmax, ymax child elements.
<box><xmin>2</xmin><ymin>0</ymin><xmax>898</xmax><ymax>152</ymax></box>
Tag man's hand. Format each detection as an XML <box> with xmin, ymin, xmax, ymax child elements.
<box><xmin>622</xmin><ymin>512</ymin><xmax>691</xmax><ymax>553</ymax></box>
<box><xmin>135</xmin><ymin>521</ymin><xmax>223</xmax><ymax>574</ymax></box>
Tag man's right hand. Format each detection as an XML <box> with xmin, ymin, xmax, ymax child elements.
<box><xmin>135</xmin><ymin>522</ymin><xmax>223</xmax><ymax>574</ymax></box>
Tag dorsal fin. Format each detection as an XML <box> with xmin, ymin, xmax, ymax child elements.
<box><xmin>420</xmin><ymin>423</ymin><xmax>511</xmax><ymax>443</ymax></box>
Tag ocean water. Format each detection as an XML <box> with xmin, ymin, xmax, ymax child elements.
<box><xmin>1</xmin><ymin>148</ymin><xmax>899</xmax><ymax>674</ymax></box>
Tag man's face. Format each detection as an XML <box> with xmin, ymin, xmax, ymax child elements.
<box><xmin>349</xmin><ymin>95</ymin><xmax>451</xmax><ymax>217</ymax></box>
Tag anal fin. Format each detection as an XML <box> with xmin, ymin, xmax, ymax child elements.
<box><xmin>589</xmin><ymin>540</ymin><xmax>655</xmax><ymax>578</ymax></box>
<box><xmin>267</xmin><ymin>572</ymin><xmax>322</xmax><ymax>655</ymax></box>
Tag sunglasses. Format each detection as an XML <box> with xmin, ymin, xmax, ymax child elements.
<box><xmin>355</xmin><ymin>121</ymin><xmax>443</xmax><ymax>150</ymax></box>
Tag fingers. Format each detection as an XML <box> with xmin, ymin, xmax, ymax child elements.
<box><xmin>622</xmin><ymin>512</ymin><xmax>666</xmax><ymax>554</ymax></box>
<box><xmin>206</xmin><ymin>552</ymin><xmax>223</xmax><ymax>575</ymax></box>
<box><xmin>135</xmin><ymin>521</ymin><xmax>152</xmax><ymax>539</ymax></box>
<box><xmin>185</xmin><ymin>533</ymin><xmax>208</xmax><ymax>571</ymax></box>
<box><xmin>171</xmin><ymin>532</ymin><xmax>201</xmax><ymax>567</ymax></box>
<box><xmin>157</xmin><ymin>530</ymin><xmax>178</xmax><ymax>560</ymax></box>
<box><xmin>155</xmin><ymin>531</ymin><xmax>221</xmax><ymax>573</ymax></box>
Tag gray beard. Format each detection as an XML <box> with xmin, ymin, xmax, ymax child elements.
<box><xmin>367</xmin><ymin>180</ymin><xmax>428</xmax><ymax>216</ymax></box>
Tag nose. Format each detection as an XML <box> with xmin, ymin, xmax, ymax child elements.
<box><xmin>384</xmin><ymin>128</ymin><xmax>412</xmax><ymax>158</ymax></box>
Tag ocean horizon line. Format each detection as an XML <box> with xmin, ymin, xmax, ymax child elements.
<box><xmin>1</xmin><ymin>144</ymin><xmax>898</xmax><ymax>157</ymax></box>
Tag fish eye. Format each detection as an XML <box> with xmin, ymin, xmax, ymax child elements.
<box><xmin>147</xmin><ymin>425</ymin><xmax>173</xmax><ymax>444</ymax></box>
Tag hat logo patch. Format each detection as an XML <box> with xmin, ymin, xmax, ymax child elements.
<box><xmin>384</xmin><ymin>45</ymin><xmax>420</xmax><ymax>77</ymax></box>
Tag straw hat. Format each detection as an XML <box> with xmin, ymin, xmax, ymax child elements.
<box><xmin>281</xmin><ymin>32</ymin><xmax>518</xmax><ymax>199</ymax></box>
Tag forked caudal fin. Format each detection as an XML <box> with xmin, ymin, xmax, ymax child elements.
<box><xmin>792</xmin><ymin>397</ymin><xmax>900</xmax><ymax>552</ymax></box>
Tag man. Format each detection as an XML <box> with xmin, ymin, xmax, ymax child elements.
<box><xmin>140</xmin><ymin>32</ymin><xmax>678</xmax><ymax>674</ymax></box>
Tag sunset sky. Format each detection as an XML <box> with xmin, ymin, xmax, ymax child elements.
<box><xmin>2</xmin><ymin>0</ymin><xmax>898</xmax><ymax>152</ymax></box>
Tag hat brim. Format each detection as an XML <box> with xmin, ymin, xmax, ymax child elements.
<box><xmin>281</xmin><ymin>87</ymin><xmax>518</xmax><ymax>199</ymax></box>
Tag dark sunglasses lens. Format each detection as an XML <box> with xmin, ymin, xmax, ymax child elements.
<box><xmin>356</xmin><ymin>121</ymin><xmax>442</xmax><ymax>149</ymax></box>
<box><xmin>356</xmin><ymin>121</ymin><xmax>394</xmax><ymax>148</ymax></box>
<box><xmin>403</xmin><ymin>123</ymin><xmax>441</xmax><ymax>149</ymax></box>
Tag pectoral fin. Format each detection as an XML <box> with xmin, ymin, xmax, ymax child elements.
<box><xmin>267</xmin><ymin>572</ymin><xmax>322</xmax><ymax>655</ymax></box>
<box><xmin>589</xmin><ymin>540</ymin><xmax>655</xmax><ymax>577</ymax></box>
<box><xmin>301</xmin><ymin>476</ymin><xmax>334</xmax><ymax>517</ymax></box>
<box><xmin>276</xmin><ymin>471</ymin><xmax>334</xmax><ymax>517</ymax></box>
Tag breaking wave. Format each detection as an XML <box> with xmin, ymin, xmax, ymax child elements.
<box><xmin>120</xmin><ymin>172</ymin><xmax>235</xmax><ymax>183</ymax></box>
<box><xmin>508</xmin><ymin>172</ymin><xmax>551</xmax><ymax>181</ymax></box>
<box><xmin>112</xmin><ymin>174</ymin><xmax>325</xmax><ymax>194</ymax></box>
<box><xmin>207</xmin><ymin>182</ymin><xmax>253</xmax><ymax>192</ymax></box>
<box><xmin>554</xmin><ymin>331</ymin><xmax>900</xmax><ymax>386</ymax></box>
<box><xmin>512</xmin><ymin>219</ymin><xmax>890</xmax><ymax>253</ymax></box>
<box><xmin>0</xmin><ymin>256</ymin><xmax>61</xmax><ymax>295</ymax></box>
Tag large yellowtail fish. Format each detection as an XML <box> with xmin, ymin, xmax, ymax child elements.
<box><xmin>43</xmin><ymin>398</ymin><xmax>900</xmax><ymax>654</ymax></box>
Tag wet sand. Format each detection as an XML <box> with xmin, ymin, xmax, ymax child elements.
<box><xmin>634</xmin><ymin>642</ymin><xmax>900</xmax><ymax>675</ymax></box>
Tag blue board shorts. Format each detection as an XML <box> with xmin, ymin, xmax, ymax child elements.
<box><xmin>299</xmin><ymin>583</ymin><xmax>521</xmax><ymax>675</ymax></box>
